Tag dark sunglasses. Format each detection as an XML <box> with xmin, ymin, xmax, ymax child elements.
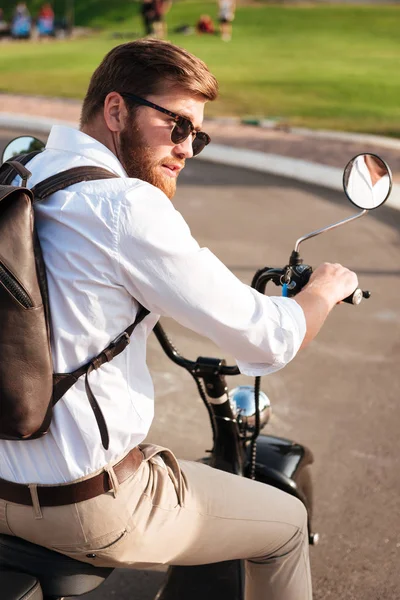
<box><xmin>120</xmin><ymin>93</ymin><xmax>211</xmax><ymax>157</ymax></box>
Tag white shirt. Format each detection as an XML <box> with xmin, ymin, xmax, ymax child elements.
<box><xmin>347</xmin><ymin>155</ymin><xmax>390</xmax><ymax>209</ymax></box>
<box><xmin>0</xmin><ymin>126</ymin><xmax>306</xmax><ymax>484</ymax></box>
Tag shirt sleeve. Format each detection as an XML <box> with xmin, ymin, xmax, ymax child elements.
<box><xmin>115</xmin><ymin>182</ymin><xmax>306</xmax><ymax>376</ymax></box>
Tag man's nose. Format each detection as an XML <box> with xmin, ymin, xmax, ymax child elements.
<box><xmin>173</xmin><ymin>135</ymin><xmax>194</xmax><ymax>159</ymax></box>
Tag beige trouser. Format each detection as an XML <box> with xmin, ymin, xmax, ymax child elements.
<box><xmin>0</xmin><ymin>444</ymin><xmax>312</xmax><ymax>600</ymax></box>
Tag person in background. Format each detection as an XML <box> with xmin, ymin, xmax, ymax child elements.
<box><xmin>218</xmin><ymin>0</ymin><xmax>235</xmax><ymax>41</ymax></box>
<box><xmin>37</xmin><ymin>3</ymin><xmax>55</xmax><ymax>38</ymax></box>
<box><xmin>196</xmin><ymin>14</ymin><xmax>215</xmax><ymax>35</ymax></box>
<box><xmin>140</xmin><ymin>0</ymin><xmax>155</xmax><ymax>37</ymax></box>
<box><xmin>11</xmin><ymin>2</ymin><xmax>31</xmax><ymax>39</ymax></box>
<box><xmin>152</xmin><ymin>0</ymin><xmax>171</xmax><ymax>39</ymax></box>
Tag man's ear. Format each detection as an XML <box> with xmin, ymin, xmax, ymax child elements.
<box><xmin>104</xmin><ymin>92</ymin><xmax>128</xmax><ymax>133</ymax></box>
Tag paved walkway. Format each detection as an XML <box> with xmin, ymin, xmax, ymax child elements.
<box><xmin>1</xmin><ymin>92</ymin><xmax>400</xmax><ymax>181</ymax></box>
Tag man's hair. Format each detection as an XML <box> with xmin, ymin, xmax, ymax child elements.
<box><xmin>80</xmin><ymin>39</ymin><xmax>219</xmax><ymax>126</ymax></box>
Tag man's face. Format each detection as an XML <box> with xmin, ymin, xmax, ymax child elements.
<box><xmin>119</xmin><ymin>87</ymin><xmax>206</xmax><ymax>199</ymax></box>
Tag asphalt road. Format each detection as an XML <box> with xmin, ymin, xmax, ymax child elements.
<box><xmin>2</xmin><ymin>131</ymin><xmax>400</xmax><ymax>600</ymax></box>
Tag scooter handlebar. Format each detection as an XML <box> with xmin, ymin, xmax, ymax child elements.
<box><xmin>342</xmin><ymin>288</ymin><xmax>371</xmax><ymax>305</ymax></box>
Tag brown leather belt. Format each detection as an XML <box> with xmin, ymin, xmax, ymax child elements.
<box><xmin>0</xmin><ymin>446</ymin><xmax>143</xmax><ymax>507</ymax></box>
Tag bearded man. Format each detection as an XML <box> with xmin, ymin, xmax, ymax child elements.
<box><xmin>0</xmin><ymin>39</ymin><xmax>358</xmax><ymax>600</ymax></box>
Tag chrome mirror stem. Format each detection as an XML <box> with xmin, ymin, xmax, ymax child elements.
<box><xmin>294</xmin><ymin>209</ymin><xmax>368</xmax><ymax>253</ymax></box>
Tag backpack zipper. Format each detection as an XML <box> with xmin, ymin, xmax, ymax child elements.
<box><xmin>0</xmin><ymin>262</ymin><xmax>34</xmax><ymax>308</ymax></box>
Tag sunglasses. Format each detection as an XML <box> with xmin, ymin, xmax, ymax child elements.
<box><xmin>120</xmin><ymin>93</ymin><xmax>211</xmax><ymax>157</ymax></box>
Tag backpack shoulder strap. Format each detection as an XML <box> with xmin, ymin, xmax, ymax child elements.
<box><xmin>38</xmin><ymin>164</ymin><xmax>149</xmax><ymax>449</ymax></box>
<box><xmin>53</xmin><ymin>305</ymin><xmax>150</xmax><ymax>450</ymax></box>
<box><xmin>32</xmin><ymin>166</ymin><xmax>119</xmax><ymax>199</ymax></box>
<box><xmin>0</xmin><ymin>150</ymin><xmax>43</xmax><ymax>186</ymax></box>
<box><xmin>0</xmin><ymin>154</ymin><xmax>119</xmax><ymax>194</ymax></box>
<box><xmin>15</xmin><ymin>150</ymin><xmax>41</xmax><ymax>166</ymax></box>
<box><xmin>4</xmin><ymin>154</ymin><xmax>149</xmax><ymax>450</ymax></box>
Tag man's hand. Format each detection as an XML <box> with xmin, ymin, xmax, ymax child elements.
<box><xmin>294</xmin><ymin>262</ymin><xmax>358</xmax><ymax>349</ymax></box>
<box><xmin>305</xmin><ymin>262</ymin><xmax>358</xmax><ymax>308</ymax></box>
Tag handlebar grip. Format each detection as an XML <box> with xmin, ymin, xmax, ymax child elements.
<box><xmin>343</xmin><ymin>288</ymin><xmax>363</xmax><ymax>305</ymax></box>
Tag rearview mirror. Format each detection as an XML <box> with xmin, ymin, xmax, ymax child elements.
<box><xmin>343</xmin><ymin>153</ymin><xmax>392</xmax><ymax>210</ymax></box>
<box><xmin>1</xmin><ymin>136</ymin><xmax>45</xmax><ymax>164</ymax></box>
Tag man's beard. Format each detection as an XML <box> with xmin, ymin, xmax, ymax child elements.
<box><xmin>119</xmin><ymin>121</ymin><xmax>181</xmax><ymax>199</ymax></box>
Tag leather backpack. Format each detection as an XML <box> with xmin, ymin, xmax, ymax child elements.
<box><xmin>0</xmin><ymin>153</ymin><xmax>148</xmax><ymax>449</ymax></box>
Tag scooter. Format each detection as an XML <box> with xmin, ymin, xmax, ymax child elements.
<box><xmin>0</xmin><ymin>138</ymin><xmax>392</xmax><ymax>600</ymax></box>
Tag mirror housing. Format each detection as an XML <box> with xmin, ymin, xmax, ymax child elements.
<box><xmin>1</xmin><ymin>136</ymin><xmax>45</xmax><ymax>164</ymax></box>
<box><xmin>343</xmin><ymin>153</ymin><xmax>392</xmax><ymax>210</ymax></box>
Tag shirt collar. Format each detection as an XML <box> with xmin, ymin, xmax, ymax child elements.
<box><xmin>355</xmin><ymin>155</ymin><xmax>376</xmax><ymax>190</ymax></box>
<box><xmin>46</xmin><ymin>125</ymin><xmax>128</xmax><ymax>178</ymax></box>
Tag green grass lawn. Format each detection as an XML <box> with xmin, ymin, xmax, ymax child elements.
<box><xmin>1</xmin><ymin>3</ymin><xmax>400</xmax><ymax>136</ymax></box>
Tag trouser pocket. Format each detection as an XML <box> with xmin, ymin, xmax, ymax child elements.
<box><xmin>50</xmin><ymin>526</ymin><xmax>132</xmax><ymax>567</ymax></box>
<box><xmin>140</xmin><ymin>443</ymin><xmax>184</xmax><ymax>509</ymax></box>
<box><xmin>0</xmin><ymin>500</ymin><xmax>14</xmax><ymax>536</ymax></box>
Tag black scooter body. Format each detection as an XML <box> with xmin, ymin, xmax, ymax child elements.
<box><xmin>250</xmin><ymin>434</ymin><xmax>314</xmax><ymax>514</ymax></box>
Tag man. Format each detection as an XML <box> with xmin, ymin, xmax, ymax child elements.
<box><xmin>0</xmin><ymin>40</ymin><xmax>357</xmax><ymax>599</ymax></box>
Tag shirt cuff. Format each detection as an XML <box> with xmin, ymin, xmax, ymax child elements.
<box><xmin>237</xmin><ymin>297</ymin><xmax>306</xmax><ymax>377</ymax></box>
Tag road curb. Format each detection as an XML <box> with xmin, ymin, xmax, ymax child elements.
<box><xmin>236</xmin><ymin>117</ymin><xmax>400</xmax><ymax>151</ymax></box>
<box><xmin>1</xmin><ymin>112</ymin><xmax>399</xmax><ymax>211</ymax></box>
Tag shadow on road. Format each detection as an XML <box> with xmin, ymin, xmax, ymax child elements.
<box><xmin>183</xmin><ymin>160</ymin><xmax>400</xmax><ymax>234</ymax></box>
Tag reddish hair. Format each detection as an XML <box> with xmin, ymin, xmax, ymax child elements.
<box><xmin>80</xmin><ymin>39</ymin><xmax>218</xmax><ymax>126</ymax></box>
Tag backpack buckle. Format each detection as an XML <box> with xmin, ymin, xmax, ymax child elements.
<box><xmin>111</xmin><ymin>331</ymin><xmax>130</xmax><ymax>348</ymax></box>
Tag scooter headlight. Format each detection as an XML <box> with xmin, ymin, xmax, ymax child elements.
<box><xmin>228</xmin><ymin>385</ymin><xmax>271</xmax><ymax>436</ymax></box>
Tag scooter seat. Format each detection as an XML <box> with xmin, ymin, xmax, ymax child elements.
<box><xmin>0</xmin><ymin>534</ymin><xmax>113</xmax><ymax>598</ymax></box>
<box><xmin>1</xmin><ymin>571</ymin><xmax>43</xmax><ymax>600</ymax></box>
